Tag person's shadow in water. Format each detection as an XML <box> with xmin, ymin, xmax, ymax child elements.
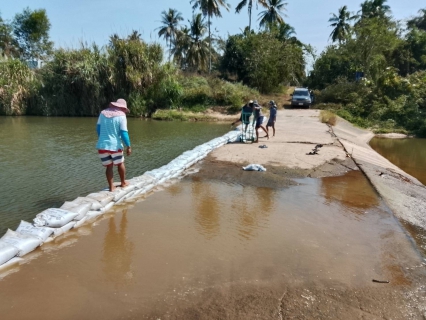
<box><xmin>102</xmin><ymin>209</ymin><xmax>134</xmax><ymax>287</ymax></box>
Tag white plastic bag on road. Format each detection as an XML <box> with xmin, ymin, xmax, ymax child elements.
<box><xmin>16</xmin><ymin>221</ymin><xmax>54</xmax><ymax>242</ymax></box>
<box><xmin>1</xmin><ymin>230</ymin><xmax>42</xmax><ymax>257</ymax></box>
<box><xmin>60</xmin><ymin>202</ymin><xmax>91</xmax><ymax>220</ymax></box>
<box><xmin>0</xmin><ymin>241</ymin><xmax>19</xmax><ymax>265</ymax></box>
<box><xmin>33</xmin><ymin>208</ymin><xmax>79</xmax><ymax>228</ymax></box>
<box><xmin>242</xmin><ymin>164</ymin><xmax>267</xmax><ymax>172</ymax></box>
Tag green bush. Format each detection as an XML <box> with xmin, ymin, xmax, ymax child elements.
<box><xmin>0</xmin><ymin>58</ymin><xmax>39</xmax><ymax>115</ymax></box>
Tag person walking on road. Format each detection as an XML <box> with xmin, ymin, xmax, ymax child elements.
<box><xmin>266</xmin><ymin>100</ymin><xmax>277</xmax><ymax>137</ymax></box>
<box><xmin>253</xmin><ymin>100</ymin><xmax>269</xmax><ymax>143</ymax></box>
<box><xmin>96</xmin><ymin>99</ymin><xmax>132</xmax><ymax>191</ymax></box>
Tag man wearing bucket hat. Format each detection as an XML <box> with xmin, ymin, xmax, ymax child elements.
<box><xmin>96</xmin><ymin>98</ymin><xmax>132</xmax><ymax>191</ymax></box>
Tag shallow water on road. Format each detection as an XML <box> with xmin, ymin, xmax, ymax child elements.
<box><xmin>0</xmin><ymin>167</ymin><xmax>421</xmax><ymax>319</ymax></box>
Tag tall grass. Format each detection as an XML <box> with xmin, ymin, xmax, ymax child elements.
<box><xmin>0</xmin><ymin>58</ymin><xmax>38</xmax><ymax>115</ymax></box>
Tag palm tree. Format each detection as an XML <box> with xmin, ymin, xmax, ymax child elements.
<box><xmin>172</xmin><ymin>14</ymin><xmax>210</xmax><ymax>71</ymax></box>
<box><xmin>190</xmin><ymin>0</ymin><xmax>230</xmax><ymax>73</ymax></box>
<box><xmin>235</xmin><ymin>0</ymin><xmax>266</xmax><ymax>31</ymax></box>
<box><xmin>328</xmin><ymin>5</ymin><xmax>356</xmax><ymax>43</ymax></box>
<box><xmin>258</xmin><ymin>0</ymin><xmax>287</xmax><ymax>29</ymax></box>
<box><xmin>157</xmin><ymin>8</ymin><xmax>184</xmax><ymax>61</ymax></box>
<box><xmin>128</xmin><ymin>30</ymin><xmax>141</xmax><ymax>41</ymax></box>
<box><xmin>407</xmin><ymin>8</ymin><xmax>426</xmax><ymax>31</ymax></box>
<box><xmin>359</xmin><ymin>0</ymin><xmax>391</xmax><ymax>19</ymax></box>
<box><xmin>278</xmin><ymin>22</ymin><xmax>295</xmax><ymax>39</ymax></box>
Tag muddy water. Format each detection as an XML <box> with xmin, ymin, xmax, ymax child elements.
<box><xmin>370</xmin><ymin>137</ymin><xmax>426</xmax><ymax>257</ymax></box>
<box><xmin>370</xmin><ymin>137</ymin><xmax>426</xmax><ymax>185</ymax></box>
<box><xmin>0</xmin><ymin>117</ymin><xmax>229</xmax><ymax>235</ymax></box>
<box><xmin>0</xmin><ymin>164</ymin><xmax>423</xmax><ymax>319</ymax></box>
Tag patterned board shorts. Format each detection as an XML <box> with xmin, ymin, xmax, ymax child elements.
<box><xmin>98</xmin><ymin>150</ymin><xmax>124</xmax><ymax>166</ymax></box>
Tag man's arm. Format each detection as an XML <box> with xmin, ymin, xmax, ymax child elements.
<box><xmin>119</xmin><ymin>117</ymin><xmax>132</xmax><ymax>156</ymax></box>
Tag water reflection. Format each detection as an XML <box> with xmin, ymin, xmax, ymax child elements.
<box><xmin>320</xmin><ymin>171</ymin><xmax>378</xmax><ymax>213</ymax></box>
<box><xmin>102</xmin><ymin>209</ymin><xmax>134</xmax><ymax>286</ymax></box>
<box><xmin>234</xmin><ymin>187</ymin><xmax>276</xmax><ymax>240</ymax></box>
<box><xmin>191</xmin><ymin>177</ymin><xmax>221</xmax><ymax>239</ymax></box>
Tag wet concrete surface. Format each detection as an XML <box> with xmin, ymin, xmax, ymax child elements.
<box><xmin>0</xmin><ymin>159</ymin><xmax>425</xmax><ymax>319</ymax></box>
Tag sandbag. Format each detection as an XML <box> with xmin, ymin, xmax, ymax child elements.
<box><xmin>52</xmin><ymin>221</ymin><xmax>76</xmax><ymax>238</ymax></box>
<box><xmin>0</xmin><ymin>241</ymin><xmax>19</xmax><ymax>265</ymax></box>
<box><xmin>33</xmin><ymin>208</ymin><xmax>79</xmax><ymax>228</ymax></box>
<box><xmin>73</xmin><ymin>197</ymin><xmax>103</xmax><ymax>211</ymax></box>
<box><xmin>100</xmin><ymin>201</ymin><xmax>115</xmax><ymax>213</ymax></box>
<box><xmin>0</xmin><ymin>257</ymin><xmax>22</xmax><ymax>269</ymax></box>
<box><xmin>86</xmin><ymin>210</ymin><xmax>103</xmax><ymax>221</ymax></box>
<box><xmin>128</xmin><ymin>175</ymin><xmax>156</xmax><ymax>189</ymax></box>
<box><xmin>73</xmin><ymin>216</ymin><xmax>88</xmax><ymax>228</ymax></box>
<box><xmin>15</xmin><ymin>220</ymin><xmax>54</xmax><ymax>242</ymax></box>
<box><xmin>100</xmin><ymin>185</ymin><xmax>135</xmax><ymax>202</ymax></box>
<box><xmin>60</xmin><ymin>202</ymin><xmax>91</xmax><ymax>220</ymax></box>
<box><xmin>85</xmin><ymin>193</ymin><xmax>114</xmax><ymax>207</ymax></box>
<box><xmin>1</xmin><ymin>230</ymin><xmax>42</xmax><ymax>257</ymax></box>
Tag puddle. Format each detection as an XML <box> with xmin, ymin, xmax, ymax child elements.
<box><xmin>0</xmin><ymin>169</ymin><xmax>423</xmax><ymax>319</ymax></box>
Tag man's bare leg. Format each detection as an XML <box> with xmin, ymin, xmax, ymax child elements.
<box><xmin>272</xmin><ymin>124</ymin><xmax>275</xmax><ymax>137</ymax></box>
<box><xmin>117</xmin><ymin>162</ymin><xmax>129</xmax><ymax>187</ymax></box>
<box><xmin>106</xmin><ymin>164</ymin><xmax>115</xmax><ymax>191</ymax></box>
<box><xmin>254</xmin><ymin>128</ymin><xmax>259</xmax><ymax>142</ymax></box>
<box><xmin>260</xmin><ymin>126</ymin><xmax>269</xmax><ymax>139</ymax></box>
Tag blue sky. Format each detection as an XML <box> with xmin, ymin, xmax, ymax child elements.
<box><xmin>1</xmin><ymin>0</ymin><xmax>425</xmax><ymax>56</ymax></box>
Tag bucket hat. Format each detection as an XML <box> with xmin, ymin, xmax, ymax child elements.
<box><xmin>110</xmin><ymin>99</ymin><xmax>129</xmax><ymax>113</ymax></box>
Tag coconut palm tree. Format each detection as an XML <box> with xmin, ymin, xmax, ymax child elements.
<box><xmin>359</xmin><ymin>0</ymin><xmax>391</xmax><ymax>19</ymax></box>
<box><xmin>258</xmin><ymin>0</ymin><xmax>287</xmax><ymax>29</ymax></box>
<box><xmin>235</xmin><ymin>0</ymin><xmax>266</xmax><ymax>31</ymax></box>
<box><xmin>157</xmin><ymin>8</ymin><xmax>184</xmax><ymax>61</ymax></box>
<box><xmin>173</xmin><ymin>14</ymin><xmax>209</xmax><ymax>71</ymax></box>
<box><xmin>408</xmin><ymin>8</ymin><xmax>426</xmax><ymax>31</ymax></box>
<box><xmin>328</xmin><ymin>5</ymin><xmax>356</xmax><ymax>43</ymax></box>
<box><xmin>190</xmin><ymin>0</ymin><xmax>230</xmax><ymax>73</ymax></box>
<box><xmin>128</xmin><ymin>30</ymin><xmax>141</xmax><ymax>41</ymax></box>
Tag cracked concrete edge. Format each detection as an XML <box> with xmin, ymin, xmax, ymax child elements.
<box><xmin>332</xmin><ymin>117</ymin><xmax>426</xmax><ymax>231</ymax></box>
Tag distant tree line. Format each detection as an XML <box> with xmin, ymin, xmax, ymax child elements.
<box><xmin>308</xmin><ymin>0</ymin><xmax>426</xmax><ymax>136</ymax></box>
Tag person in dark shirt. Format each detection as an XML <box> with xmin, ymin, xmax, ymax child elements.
<box><xmin>252</xmin><ymin>100</ymin><xmax>269</xmax><ymax>142</ymax></box>
<box><xmin>231</xmin><ymin>100</ymin><xmax>254</xmax><ymax>132</ymax></box>
<box><xmin>266</xmin><ymin>100</ymin><xmax>277</xmax><ymax>137</ymax></box>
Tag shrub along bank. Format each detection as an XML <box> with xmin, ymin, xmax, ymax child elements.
<box><xmin>312</xmin><ymin>71</ymin><xmax>426</xmax><ymax>136</ymax></box>
<box><xmin>0</xmin><ymin>36</ymin><xmax>258</xmax><ymax>117</ymax></box>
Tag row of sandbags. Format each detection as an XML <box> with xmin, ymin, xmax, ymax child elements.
<box><xmin>0</xmin><ymin>128</ymin><xmax>242</xmax><ymax>269</ymax></box>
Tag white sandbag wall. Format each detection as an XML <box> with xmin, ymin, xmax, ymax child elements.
<box><xmin>0</xmin><ymin>127</ymin><xmax>242</xmax><ymax>268</ymax></box>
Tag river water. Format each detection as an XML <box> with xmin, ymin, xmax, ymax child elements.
<box><xmin>0</xmin><ymin>117</ymin><xmax>229</xmax><ymax>235</ymax></box>
<box><xmin>370</xmin><ymin>137</ymin><xmax>426</xmax><ymax>255</ymax></box>
<box><xmin>370</xmin><ymin>137</ymin><xmax>426</xmax><ymax>185</ymax></box>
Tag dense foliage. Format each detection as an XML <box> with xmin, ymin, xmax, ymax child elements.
<box><xmin>308</xmin><ymin>3</ymin><xmax>426</xmax><ymax>136</ymax></box>
<box><xmin>220</xmin><ymin>28</ymin><xmax>305</xmax><ymax>93</ymax></box>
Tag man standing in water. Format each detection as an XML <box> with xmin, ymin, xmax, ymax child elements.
<box><xmin>96</xmin><ymin>99</ymin><xmax>132</xmax><ymax>191</ymax></box>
